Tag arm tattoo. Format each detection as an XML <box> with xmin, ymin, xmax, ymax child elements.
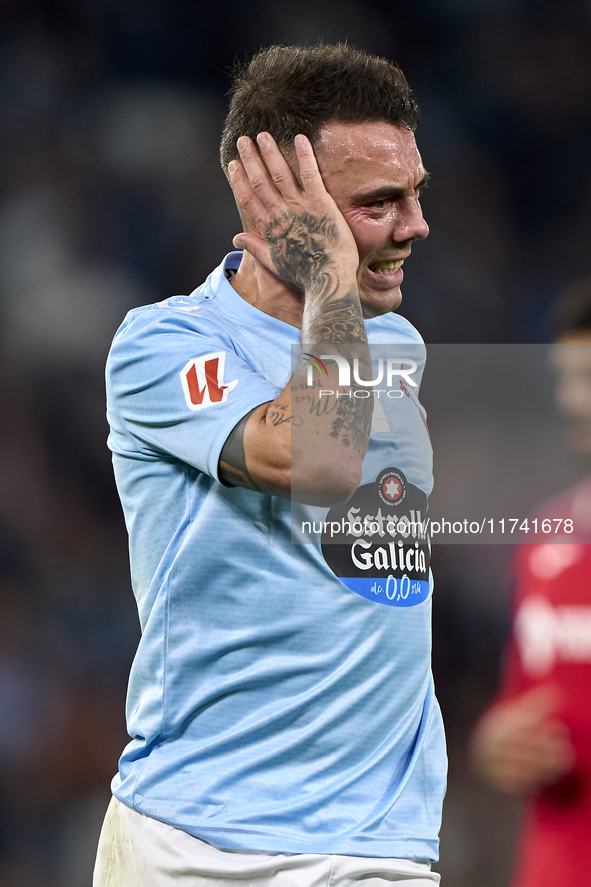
<box><xmin>330</xmin><ymin>395</ymin><xmax>373</xmax><ymax>454</ymax></box>
<box><xmin>266</xmin><ymin>403</ymin><xmax>302</xmax><ymax>427</ymax></box>
<box><xmin>256</xmin><ymin>210</ymin><xmax>372</xmax><ymax>470</ymax></box>
<box><xmin>305</xmin><ymin>289</ymin><xmax>367</xmax><ymax>344</ymax></box>
<box><xmin>219</xmin><ymin>408</ymin><xmax>262</xmax><ymax>491</ymax></box>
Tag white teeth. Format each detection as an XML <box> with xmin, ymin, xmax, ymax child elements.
<box><xmin>371</xmin><ymin>260</ymin><xmax>404</xmax><ymax>274</ymax></box>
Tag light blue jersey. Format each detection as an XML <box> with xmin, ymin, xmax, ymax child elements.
<box><xmin>106</xmin><ymin>252</ymin><xmax>446</xmax><ymax>860</ymax></box>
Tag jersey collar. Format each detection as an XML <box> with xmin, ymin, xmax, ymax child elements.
<box><xmin>207</xmin><ymin>252</ymin><xmax>300</xmax><ymax>340</ymax></box>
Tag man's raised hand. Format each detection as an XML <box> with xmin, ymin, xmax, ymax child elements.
<box><xmin>228</xmin><ymin>133</ymin><xmax>358</xmax><ymax>297</ymax></box>
<box><xmin>221</xmin><ymin>131</ymin><xmax>371</xmax><ymax>503</ymax></box>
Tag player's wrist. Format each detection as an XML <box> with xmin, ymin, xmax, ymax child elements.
<box><xmin>302</xmin><ymin>260</ymin><xmax>360</xmax><ymax>303</ymax></box>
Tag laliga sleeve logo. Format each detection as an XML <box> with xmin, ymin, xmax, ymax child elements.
<box><xmin>180</xmin><ymin>351</ymin><xmax>239</xmax><ymax>411</ymax></box>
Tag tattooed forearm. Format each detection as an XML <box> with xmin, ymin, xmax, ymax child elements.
<box><xmin>221</xmin><ymin>200</ymin><xmax>372</xmax><ymax>496</ymax></box>
<box><xmin>293</xmin><ymin>391</ymin><xmax>338</xmax><ymax>417</ymax></box>
<box><xmin>330</xmin><ymin>395</ymin><xmax>373</xmax><ymax>455</ymax></box>
<box><xmin>219</xmin><ymin>408</ymin><xmax>262</xmax><ymax>491</ymax></box>
<box><xmin>304</xmin><ymin>289</ymin><xmax>368</xmax><ymax>344</ymax></box>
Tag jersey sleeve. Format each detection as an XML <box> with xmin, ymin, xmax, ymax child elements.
<box><xmin>106</xmin><ymin>307</ymin><xmax>281</xmax><ymax>481</ymax></box>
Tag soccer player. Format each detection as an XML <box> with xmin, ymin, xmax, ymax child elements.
<box><xmin>95</xmin><ymin>45</ymin><xmax>446</xmax><ymax>886</ymax></box>
<box><xmin>471</xmin><ymin>280</ymin><xmax>591</xmax><ymax>887</ymax></box>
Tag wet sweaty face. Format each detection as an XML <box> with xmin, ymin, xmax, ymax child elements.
<box><xmin>314</xmin><ymin>121</ymin><xmax>430</xmax><ymax>318</ymax></box>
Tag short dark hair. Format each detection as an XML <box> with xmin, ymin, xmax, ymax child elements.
<box><xmin>551</xmin><ymin>277</ymin><xmax>591</xmax><ymax>339</ymax></box>
<box><xmin>220</xmin><ymin>44</ymin><xmax>420</xmax><ymax>171</ymax></box>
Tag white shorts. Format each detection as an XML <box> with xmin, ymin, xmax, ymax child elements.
<box><xmin>93</xmin><ymin>797</ymin><xmax>440</xmax><ymax>887</ymax></box>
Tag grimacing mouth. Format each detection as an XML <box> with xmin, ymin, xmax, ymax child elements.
<box><xmin>368</xmin><ymin>259</ymin><xmax>405</xmax><ymax>274</ymax></box>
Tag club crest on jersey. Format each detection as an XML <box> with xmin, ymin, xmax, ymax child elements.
<box><xmin>377</xmin><ymin>468</ymin><xmax>407</xmax><ymax>507</ymax></box>
<box><xmin>180</xmin><ymin>352</ymin><xmax>238</xmax><ymax>411</ymax></box>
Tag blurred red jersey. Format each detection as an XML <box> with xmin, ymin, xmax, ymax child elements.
<box><xmin>498</xmin><ymin>475</ymin><xmax>591</xmax><ymax>887</ymax></box>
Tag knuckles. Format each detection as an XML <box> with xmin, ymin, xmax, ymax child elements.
<box><xmin>270</xmin><ymin>171</ymin><xmax>289</xmax><ymax>189</ymax></box>
<box><xmin>249</xmin><ymin>173</ymin><xmax>270</xmax><ymax>192</ymax></box>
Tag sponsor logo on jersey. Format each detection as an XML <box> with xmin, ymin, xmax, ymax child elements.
<box><xmin>321</xmin><ymin>467</ymin><xmax>430</xmax><ymax>607</ymax></box>
<box><xmin>180</xmin><ymin>352</ymin><xmax>238</xmax><ymax>411</ymax></box>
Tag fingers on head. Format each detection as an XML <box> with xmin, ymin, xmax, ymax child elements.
<box><xmin>236</xmin><ymin>136</ymin><xmax>274</xmax><ymax>187</ymax></box>
<box><xmin>232</xmin><ymin>132</ymin><xmax>323</xmax><ymax>212</ymax></box>
<box><xmin>235</xmin><ymin>134</ymin><xmax>291</xmax><ymax>212</ymax></box>
<box><xmin>228</xmin><ymin>161</ymin><xmax>269</xmax><ymax>229</ymax></box>
<box><xmin>254</xmin><ymin>132</ymin><xmax>300</xmax><ymax>195</ymax></box>
<box><xmin>293</xmin><ymin>134</ymin><xmax>322</xmax><ymax>191</ymax></box>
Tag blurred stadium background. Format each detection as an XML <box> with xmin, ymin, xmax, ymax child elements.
<box><xmin>0</xmin><ymin>0</ymin><xmax>590</xmax><ymax>884</ymax></box>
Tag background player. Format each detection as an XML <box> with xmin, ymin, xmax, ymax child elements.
<box><xmin>471</xmin><ymin>278</ymin><xmax>591</xmax><ymax>887</ymax></box>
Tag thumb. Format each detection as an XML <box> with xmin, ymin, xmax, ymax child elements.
<box><xmin>232</xmin><ymin>232</ymin><xmax>277</xmax><ymax>276</ymax></box>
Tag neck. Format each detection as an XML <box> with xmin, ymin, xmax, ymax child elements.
<box><xmin>229</xmin><ymin>252</ymin><xmax>305</xmax><ymax>328</ymax></box>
